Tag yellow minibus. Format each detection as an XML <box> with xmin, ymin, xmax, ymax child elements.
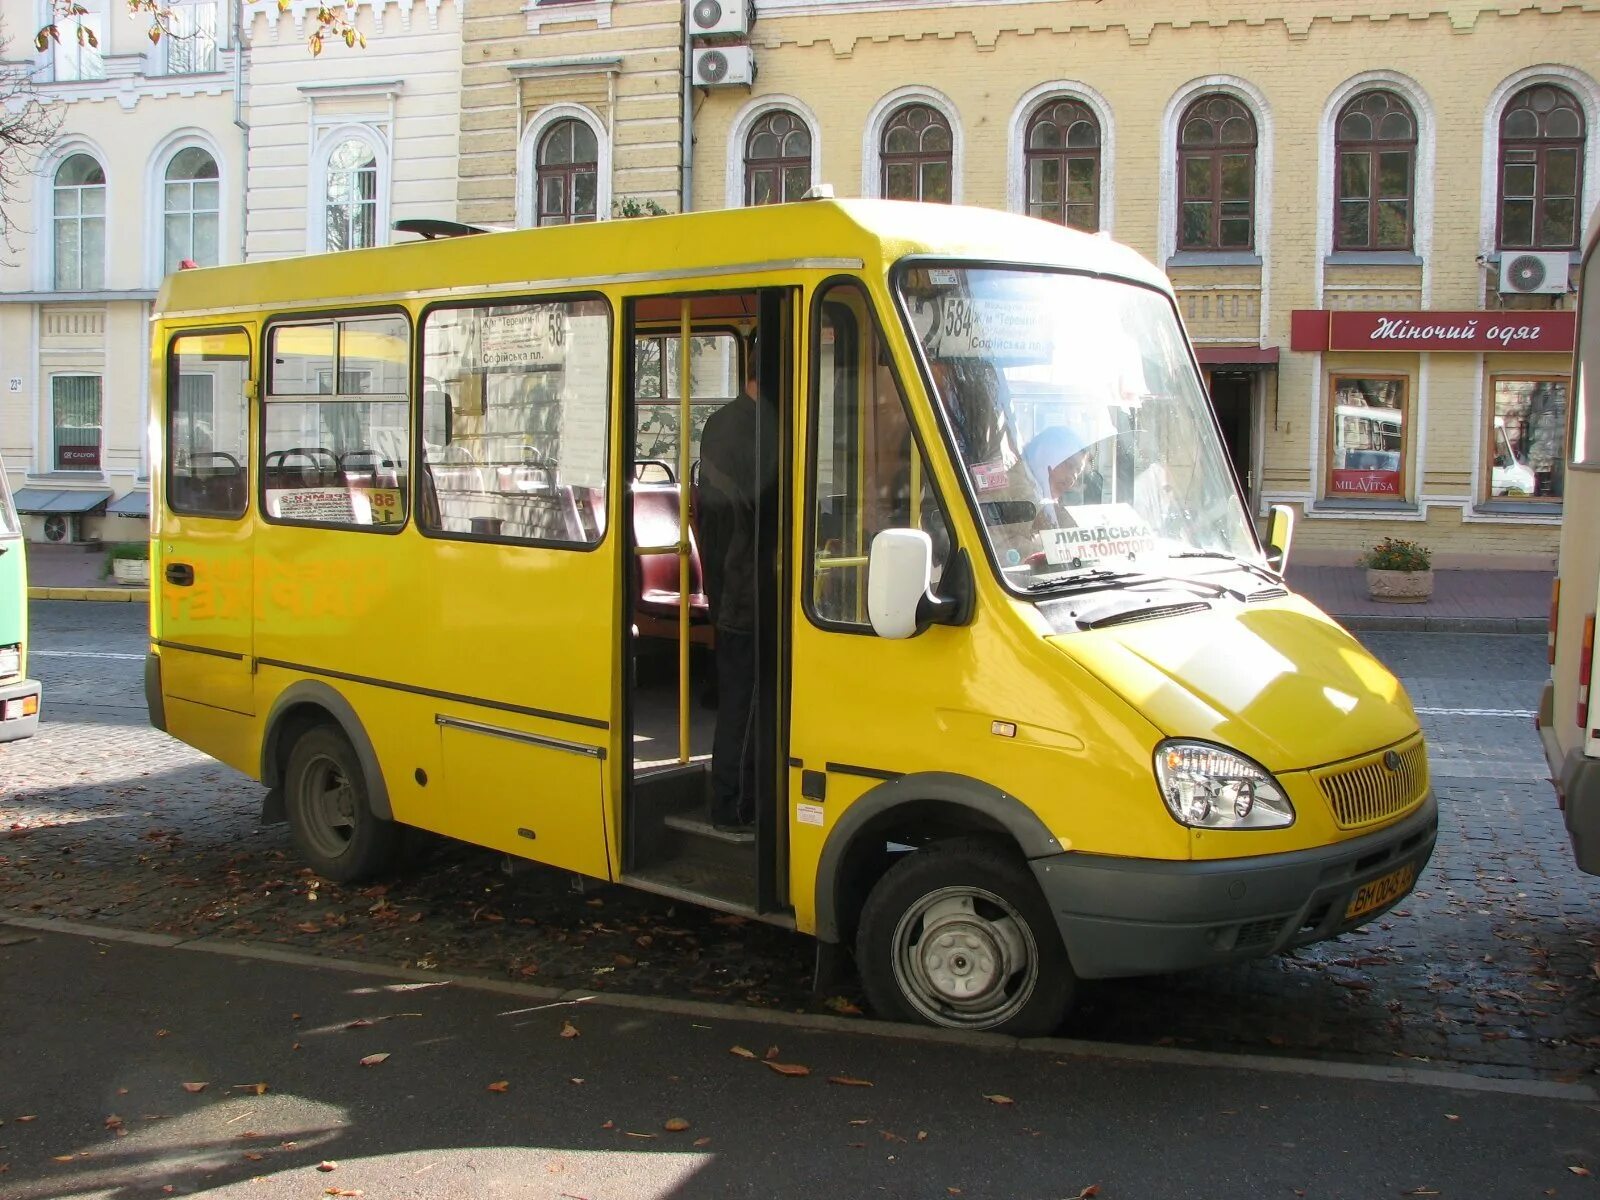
<box><xmin>0</xmin><ymin>467</ymin><xmax>41</xmax><ymax>742</ymax></box>
<box><xmin>1540</xmin><ymin>206</ymin><xmax>1599</xmax><ymax>875</ymax></box>
<box><xmin>147</xmin><ymin>199</ymin><xmax>1435</xmax><ymax>1033</ymax></box>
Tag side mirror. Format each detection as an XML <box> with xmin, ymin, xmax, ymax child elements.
<box><xmin>1265</xmin><ymin>504</ymin><xmax>1294</xmax><ymax>573</ymax></box>
<box><xmin>868</xmin><ymin>529</ymin><xmax>934</xmax><ymax>639</ymax></box>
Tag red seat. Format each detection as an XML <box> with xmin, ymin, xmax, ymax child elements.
<box><xmin>632</xmin><ymin>483</ymin><xmax>710</xmax><ymax>637</ymax></box>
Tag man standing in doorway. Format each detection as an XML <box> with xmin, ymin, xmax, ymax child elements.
<box><xmin>698</xmin><ymin>342</ymin><xmax>768</xmax><ymax>833</ymax></box>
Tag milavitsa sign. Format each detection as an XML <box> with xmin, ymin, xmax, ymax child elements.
<box><xmin>1290</xmin><ymin>309</ymin><xmax>1576</xmax><ymax>353</ymax></box>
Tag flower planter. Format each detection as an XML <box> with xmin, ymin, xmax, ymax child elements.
<box><xmin>112</xmin><ymin>558</ymin><xmax>150</xmax><ymax>586</ymax></box>
<box><xmin>1365</xmin><ymin>567</ymin><xmax>1433</xmax><ymax>603</ymax></box>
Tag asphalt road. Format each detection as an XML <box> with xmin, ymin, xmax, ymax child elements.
<box><xmin>4</xmin><ymin>602</ymin><xmax>1599</xmax><ymax>1085</ymax></box>
<box><xmin>0</xmin><ymin>926</ymin><xmax>1594</xmax><ymax>1200</ymax></box>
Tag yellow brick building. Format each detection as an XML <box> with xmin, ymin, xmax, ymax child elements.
<box><xmin>459</xmin><ymin>0</ymin><xmax>1600</xmax><ymax>566</ymax></box>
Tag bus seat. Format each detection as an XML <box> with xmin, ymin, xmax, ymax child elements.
<box><xmin>632</xmin><ymin>483</ymin><xmax>709</xmax><ymax>622</ymax></box>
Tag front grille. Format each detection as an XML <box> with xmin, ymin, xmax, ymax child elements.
<box><xmin>1317</xmin><ymin>738</ymin><xmax>1429</xmax><ymax>829</ymax></box>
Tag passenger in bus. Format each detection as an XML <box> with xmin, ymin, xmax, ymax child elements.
<box><xmin>697</xmin><ymin>346</ymin><xmax>773</xmax><ymax>833</ymax></box>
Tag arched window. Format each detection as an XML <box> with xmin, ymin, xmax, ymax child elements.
<box><xmin>53</xmin><ymin>153</ymin><xmax>106</xmax><ymax>290</ymax></box>
<box><xmin>1334</xmin><ymin>90</ymin><xmax>1417</xmax><ymax>251</ymax></box>
<box><xmin>325</xmin><ymin>138</ymin><xmax>378</xmax><ymax>252</ymax></box>
<box><xmin>744</xmin><ymin>110</ymin><xmax>811</xmax><ymax>206</ymax></box>
<box><xmin>1498</xmin><ymin>84</ymin><xmax>1586</xmax><ymax>250</ymax></box>
<box><xmin>537</xmin><ymin>119</ymin><xmax>599</xmax><ymax>226</ymax></box>
<box><xmin>1024</xmin><ymin>98</ymin><xmax>1101</xmax><ymax>231</ymax></box>
<box><xmin>881</xmin><ymin>103</ymin><xmax>952</xmax><ymax>203</ymax></box>
<box><xmin>164</xmin><ymin>147</ymin><xmax>220</xmax><ymax>272</ymax></box>
<box><xmin>1177</xmin><ymin>94</ymin><xmax>1257</xmax><ymax>251</ymax></box>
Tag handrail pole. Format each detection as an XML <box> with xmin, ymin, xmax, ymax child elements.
<box><xmin>677</xmin><ymin>300</ymin><xmax>693</xmax><ymax>765</ymax></box>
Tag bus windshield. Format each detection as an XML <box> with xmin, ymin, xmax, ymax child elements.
<box><xmin>898</xmin><ymin>264</ymin><xmax>1256</xmax><ymax>591</ymax></box>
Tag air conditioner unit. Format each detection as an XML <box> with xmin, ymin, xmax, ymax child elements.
<box><xmin>1499</xmin><ymin>251</ymin><xmax>1570</xmax><ymax>295</ymax></box>
<box><xmin>689</xmin><ymin>0</ymin><xmax>752</xmax><ymax>37</ymax></box>
<box><xmin>34</xmin><ymin>513</ymin><xmax>85</xmax><ymax>544</ymax></box>
<box><xmin>691</xmin><ymin>45</ymin><xmax>754</xmax><ymax>87</ymax></box>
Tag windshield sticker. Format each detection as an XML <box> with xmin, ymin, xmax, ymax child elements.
<box><xmin>971</xmin><ymin>459</ymin><xmax>1010</xmax><ymax>493</ymax></box>
<box><xmin>927</xmin><ymin>269</ymin><xmax>959</xmax><ymax>286</ymax></box>
<box><xmin>935</xmin><ymin>298</ymin><xmax>1054</xmax><ymax>364</ymax></box>
<box><xmin>1041</xmin><ymin>504</ymin><xmax>1157</xmax><ymax>566</ymax></box>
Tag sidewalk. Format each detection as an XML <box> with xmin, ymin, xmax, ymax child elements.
<box><xmin>21</xmin><ymin>541</ymin><xmax>1552</xmax><ymax>630</ymax></box>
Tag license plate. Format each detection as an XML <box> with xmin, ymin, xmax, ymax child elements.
<box><xmin>0</xmin><ymin>648</ymin><xmax>17</xmax><ymax>678</ymax></box>
<box><xmin>1344</xmin><ymin>862</ymin><xmax>1417</xmax><ymax>921</ymax></box>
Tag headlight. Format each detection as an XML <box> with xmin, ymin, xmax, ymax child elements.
<box><xmin>1154</xmin><ymin>740</ymin><xmax>1295</xmax><ymax>830</ymax></box>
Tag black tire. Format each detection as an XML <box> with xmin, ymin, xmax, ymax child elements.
<box><xmin>283</xmin><ymin>725</ymin><xmax>402</xmax><ymax>883</ymax></box>
<box><xmin>856</xmin><ymin>838</ymin><xmax>1076</xmax><ymax>1036</ymax></box>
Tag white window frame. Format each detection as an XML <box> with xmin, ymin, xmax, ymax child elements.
<box><xmin>517</xmin><ymin>104</ymin><xmax>611</xmax><ymax>229</ymax></box>
<box><xmin>45</xmin><ymin>144</ymin><xmax>109</xmax><ymax>293</ymax></box>
<box><xmin>146</xmin><ymin>132</ymin><xmax>227</xmax><ymax>285</ymax></box>
<box><xmin>162</xmin><ymin>0</ymin><xmax>221</xmax><ymax>75</ymax></box>
<box><xmin>1158</xmin><ymin>76</ymin><xmax>1273</xmax><ymax>266</ymax></box>
<box><xmin>724</xmin><ymin>94</ymin><xmax>822</xmax><ymax>210</ymax></box>
<box><xmin>860</xmin><ymin>84</ymin><xmax>963</xmax><ymax>203</ymax></box>
<box><xmin>1005</xmin><ymin>80</ymin><xmax>1115</xmax><ymax>236</ymax></box>
<box><xmin>308</xmin><ymin>124</ymin><xmax>392</xmax><ymax>253</ymax></box>
<box><xmin>1478</xmin><ymin>64</ymin><xmax>1600</xmax><ymax>263</ymax></box>
<box><xmin>48</xmin><ymin>0</ymin><xmax>105</xmax><ymax>83</ymax></box>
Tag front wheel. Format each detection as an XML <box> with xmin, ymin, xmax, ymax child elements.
<box><xmin>856</xmin><ymin>839</ymin><xmax>1076</xmax><ymax>1036</ymax></box>
<box><xmin>284</xmin><ymin>725</ymin><xmax>402</xmax><ymax>883</ymax></box>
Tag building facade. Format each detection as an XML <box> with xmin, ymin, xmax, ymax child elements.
<box><xmin>471</xmin><ymin>0</ymin><xmax>1597</xmax><ymax>567</ymax></box>
<box><xmin>0</xmin><ymin>0</ymin><xmax>246</xmax><ymax>543</ymax></box>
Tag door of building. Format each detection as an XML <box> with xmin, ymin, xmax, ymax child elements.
<box><xmin>1207</xmin><ymin>370</ymin><xmax>1256</xmax><ymax>508</ymax></box>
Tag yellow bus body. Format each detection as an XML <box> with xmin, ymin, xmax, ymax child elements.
<box><xmin>148</xmin><ymin>199</ymin><xmax>1436</xmax><ymax>1032</ymax></box>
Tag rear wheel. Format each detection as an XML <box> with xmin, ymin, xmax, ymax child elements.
<box><xmin>856</xmin><ymin>839</ymin><xmax>1075</xmax><ymax>1036</ymax></box>
<box><xmin>284</xmin><ymin>725</ymin><xmax>401</xmax><ymax>883</ymax></box>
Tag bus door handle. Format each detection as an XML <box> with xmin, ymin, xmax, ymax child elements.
<box><xmin>165</xmin><ymin>562</ymin><xmax>195</xmax><ymax>587</ymax></box>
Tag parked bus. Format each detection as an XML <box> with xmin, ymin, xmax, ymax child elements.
<box><xmin>147</xmin><ymin>199</ymin><xmax>1436</xmax><ymax>1033</ymax></box>
<box><xmin>1540</xmin><ymin>206</ymin><xmax>1600</xmax><ymax>876</ymax></box>
<box><xmin>0</xmin><ymin>467</ymin><xmax>41</xmax><ymax>742</ymax></box>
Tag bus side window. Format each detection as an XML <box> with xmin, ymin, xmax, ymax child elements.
<box><xmin>168</xmin><ymin>330</ymin><xmax>250</xmax><ymax>519</ymax></box>
<box><xmin>809</xmin><ymin>282</ymin><xmax>950</xmax><ymax>628</ymax></box>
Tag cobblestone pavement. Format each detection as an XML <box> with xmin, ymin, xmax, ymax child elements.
<box><xmin>4</xmin><ymin>604</ymin><xmax>1598</xmax><ymax>1082</ymax></box>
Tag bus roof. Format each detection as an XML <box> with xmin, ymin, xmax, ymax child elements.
<box><xmin>153</xmin><ymin>199</ymin><xmax>1170</xmax><ymax>319</ymax></box>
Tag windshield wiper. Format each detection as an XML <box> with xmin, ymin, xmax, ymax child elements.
<box><xmin>1168</xmin><ymin>549</ymin><xmax>1282</xmax><ymax>582</ymax></box>
<box><xmin>1017</xmin><ymin>568</ymin><xmax>1141</xmax><ymax>594</ymax></box>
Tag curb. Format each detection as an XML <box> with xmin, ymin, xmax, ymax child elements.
<box><xmin>27</xmin><ymin>586</ymin><xmax>148</xmax><ymax>602</ymax></box>
<box><xmin>1335</xmin><ymin>614</ymin><xmax>1547</xmax><ymax>635</ymax></box>
<box><xmin>6</xmin><ymin>912</ymin><xmax>1595</xmax><ymax>1103</ymax></box>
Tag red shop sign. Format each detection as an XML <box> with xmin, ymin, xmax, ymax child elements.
<box><xmin>1290</xmin><ymin>309</ymin><xmax>1575</xmax><ymax>354</ymax></box>
<box><xmin>1329</xmin><ymin>468</ymin><xmax>1402</xmax><ymax>496</ymax></box>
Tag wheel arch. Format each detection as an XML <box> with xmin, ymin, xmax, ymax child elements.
<box><xmin>259</xmin><ymin>680</ymin><xmax>394</xmax><ymax>823</ymax></box>
<box><xmin>813</xmin><ymin>772</ymin><xmax>1064</xmax><ymax>946</ymax></box>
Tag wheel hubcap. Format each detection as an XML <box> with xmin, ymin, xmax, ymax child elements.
<box><xmin>299</xmin><ymin>754</ymin><xmax>357</xmax><ymax>859</ymax></box>
<box><xmin>891</xmin><ymin>885</ymin><xmax>1039</xmax><ymax>1029</ymax></box>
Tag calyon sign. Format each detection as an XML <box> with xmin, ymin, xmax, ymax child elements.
<box><xmin>1289</xmin><ymin>309</ymin><xmax>1576</xmax><ymax>354</ymax></box>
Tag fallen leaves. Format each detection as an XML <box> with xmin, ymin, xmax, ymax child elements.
<box><xmin>729</xmin><ymin>1045</ymin><xmax>757</xmax><ymax>1059</ymax></box>
<box><xmin>663</xmin><ymin>1118</ymin><xmax>691</xmax><ymax>1132</ymax></box>
<box><xmin>826</xmin><ymin>1076</ymin><xmax>873</xmax><ymax>1087</ymax></box>
<box><xmin>487</xmin><ymin>1081</ymin><xmax>510</xmax><ymax>1094</ymax></box>
<box><xmin>560</xmin><ymin>1020</ymin><xmax>581</xmax><ymax>1039</ymax></box>
<box><xmin>1570</xmin><ymin>1166</ymin><xmax>1593</xmax><ymax>1177</ymax></box>
<box><xmin>763</xmin><ymin>1061</ymin><xmax>811</xmax><ymax>1077</ymax></box>
<box><xmin>983</xmin><ymin>1094</ymin><xmax>1015</xmax><ymax>1106</ymax></box>
<box><xmin>358</xmin><ymin>1053</ymin><xmax>389</xmax><ymax>1067</ymax></box>
<box><xmin>317</xmin><ymin>1161</ymin><xmax>339</xmax><ymax>1172</ymax></box>
<box><xmin>1074</xmin><ymin>1188</ymin><xmax>1100</xmax><ymax>1199</ymax></box>
<box><xmin>822</xmin><ymin>996</ymin><xmax>863</xmax><ymax>1015</ymax></box>
<box><xmin>180</xmin><ymin>1082</ymin><xmax>207</xmax><ymax>1094</ymax></box>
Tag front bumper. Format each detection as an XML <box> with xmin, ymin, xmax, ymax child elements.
<box><xmin>0</xmin><ymin>676</ymin><xmax>41</xmax><ymax>743</ymax></box>
<box><xmin>1030</xmin><ymin>793</ymin><xmax>1438</xmax><ymax>979</ymax></box>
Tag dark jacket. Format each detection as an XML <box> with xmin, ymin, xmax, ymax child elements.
<box><xmin>698</xmin><ymin>392</ymin><xmax>767</xmax><ymax>633</ymax></box>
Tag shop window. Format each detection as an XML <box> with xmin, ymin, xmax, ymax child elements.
<box><xmin>881</xmin><ymin>104</ymin><xmax>953</xmax><ymax>204</ymax></box>
<box><xmin>1486</xmin><ymin>376</ymin><xmax>1567</xmax><ymax>502</ymax></box>
<box><xmin>1177</xmin><ymin>94</ymin><xmax>1256</xmax><ymax>251</ymax></box>
<box><xmin>419</xmin><ymin>297</ymin><xmax>610</xmax><ymax>546</ymax></box>
<box><xmin>168</xmin><ymin>329</ymin><xmax>249</xmax><ymax>518</ymax></box>
<box><xmin>1326</xmin><ymin>375</ymin><xmax>1407</xmax><ymax>499</ymax></box>
<box><xmin>537</xmin><ymin>119</ymin><xmax>599</xmax><ymax>226</ymax></box>
<box><xmin>263</xmin><ymin>315</ymin><xmax>410</xmax><ymax>528</ymax></box>
<box><xmin>52</xmin><ymin>375</ymin><xmax>102</xmax><ymax>471</ymax></box>
<box><xmin>807</xmin><ymin>280</ymin><xmax>949</xmax><ymax>628</ymax></box>
<box><xmin>163</xmin><ymin>147</ymin><xmax>220</xmax><ymax>272</ymax></box>
<box><xmin>1024</xmin><ymin>98</ymin><xmax>1100</xmax><ymax>232</ymax></box>
<box><xmin>324</xmin><ymin>137</ymin><xmax>379</xmax><ymax>252</ymax></box>
<box><xmin>1498</xmin><ymin>85</ymin><xmax>1586</xmax><ymax>251</ymax></box>
<box><xmin>744</xmin><ymin>110</ymin><xmax>811</xmax><ymax>206</ymax></box>
<box><xmin>53</xmin><ymin>152</ymin><xmax>106</xmax><ymax>291</ymax></box>
<box><xmin>1334</xmin><ymin>90</ymin><xmax>1416</xmax><ymax>252</ymax></box>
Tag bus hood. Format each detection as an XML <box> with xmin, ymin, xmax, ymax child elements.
<box><xmin>1045</xmin><ymin>596</ymin><xmax>1419</xmax><ymax>772</ymax></box>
